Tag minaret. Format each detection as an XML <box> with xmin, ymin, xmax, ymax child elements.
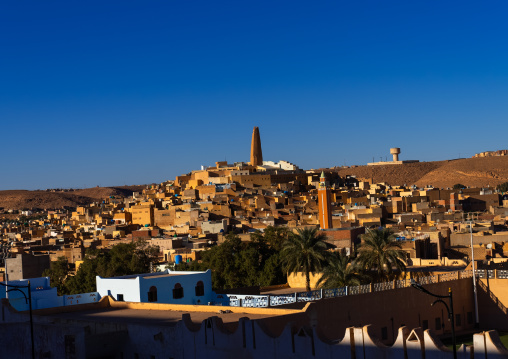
<box><xmin>250</xmin><ymin>126</ymin><xmax>263</xmax><ymax>166</ymax></box>
<box><xmin>318</xmin><ymin>171</ymin><xmax>332</xmax><ymax>230</ymax></box>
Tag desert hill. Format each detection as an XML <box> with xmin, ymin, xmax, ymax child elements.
<box><xmin>2</xmin><ymin>156</ymin><xmax>508</xmax><ymax>211</ymax></box>
<box><xmin>0</xmin><ymin>186</ymin><xmax>145</xmax><ymax>211</ymax></box>
<box><xmin>335</xmin><ymin>156</ymin><xmax>508</xmax><ymax>189</ymax></box>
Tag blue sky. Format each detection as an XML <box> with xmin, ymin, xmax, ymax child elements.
<box><xmin>1</xmin><ymin>1</ymin><xmax>508</xmax><ymax>190</ymax></box>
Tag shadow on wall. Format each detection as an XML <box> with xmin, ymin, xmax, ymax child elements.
<box><xmin>177</xmin><ymin>316</ymin><xmax>507</xmax><ymax>359</ymax></box>
<box><xmin>2</xmin><ymin>296</ymin><xmax>508</xmax><ymax>358</ymax></box>
<box><xmin>478</xmin><ymin>279</ymin><xmax>508</xmax><ymax>331</ymax></box>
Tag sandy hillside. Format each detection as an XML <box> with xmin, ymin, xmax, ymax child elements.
<box><xmin>0</xmin><ymin>186</ymin><xmax>145</xmax><ymax>210</ymax></box>
<box><xmin>336</xmin><ymin>157</ymin><xmax>508</xmax><ymax>188</ymax></box>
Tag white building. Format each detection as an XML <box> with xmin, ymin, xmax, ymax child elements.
<box><xmin>0</xmin><ymin>277</ymin><xmax>99</xmax><ymax>311</ymax></box>
<box><xmin>96</xmin><ymin>269</ymin><xmax>214</xmax><ymax>305</ymax></box>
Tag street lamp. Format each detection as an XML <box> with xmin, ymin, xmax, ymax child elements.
<box><xmin>0</xmin><ymin>280</ymin><xmax>35</xmax><ymax>359</ymax></box>
<box><xmin>468</xmin><ymin>218</ymin><xmax>479</xmax><ymax>327</ymax></box>
<box><xmin>410</xmin><ymin>279</ymin><xmax>456</xmax><ymax>359</ymax></box>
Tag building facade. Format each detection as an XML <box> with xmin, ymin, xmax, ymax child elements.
<box><xmin>96</xmin><ymin>269</ymin><xmax>213</xmax><ymax>305</ymax></box>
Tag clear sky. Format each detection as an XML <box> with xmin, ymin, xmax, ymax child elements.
<box><xmin>2</xmin><ymin>1</ymin><xmax>508</xmax><ymax>190</ymax></box>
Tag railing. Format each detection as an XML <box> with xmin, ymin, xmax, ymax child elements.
<box><xmin>417</xmin><ymin>275</ymin><xmax>438</xmax><ymax>285</ymax></box>
<box><xmin>349</xmin><ymin>284</ymin><xmax>370</xmax><ymax>295</ymax></box>
<box><xmin>498</xmin><ymin>270</ymin><xmax>508</xmax><ymax>279</ymax></box>
<box><xmin>215</xmin><ymin>269</ymin><xmax>479</xmax><ymax>308</ymax></box>
<box><xmin>477</xmin><ymin>269</ymin><xmax>495</xmax><ymax>279</ymax></box>
<box><xmin>226</xmin><ymin>295</ymin><xmax>270</xmax><ymax>307</ymax></box>
<box><xmin>439</xmin><ymin>271</ymin><xmax>459</xmax><ymax>282</ymax></box>
<box><xmin>269</xmin><ymin>293</ymin><xmax>296</xmax><ymax>306</ymax></box>
<box><xmin>373</xmin><ymin>282</ymin><xmax>392</xmax><ymax>292</ymax></box>
<box><xmin>323</xmin><ymin>287</ymin><xmax>347</xmax><ymax>298</ymax></box>
<box><xmin>478</xmin><ymin>280</ymin><xmax>508</xmax><ymax>315</ymax></box>
<box><xmin>296</xmin><ymin>290</ymin><xmax>321</xmax><ymax>302</ymax></box>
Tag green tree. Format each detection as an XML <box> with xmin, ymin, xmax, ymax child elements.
<box><xmin>65</xmin><ymin>250</ymin><xmax>102</xmax><ymax>294</ymax></box>
<box><xmin>316</xmin><ymin>252</ymin><xmax>364</xmax><ymax>289</ymax></box>
<box><xmin>64</xmin><ymin>241</ymin><xmax>159</xmax><ymax>294</ymax></box>
<box><xmin>356</xmin><ymin>227</ymin><xmax>406</xmax><ymax>282</ymax></box>
<box><xmin>282</xmin><ymin>227</ymin><xmax>329</xmax><ymax>291</ymax></box>
<box><xmin>176</xmin><ymin>230</ymin><xmax>287</xmax><ymax>290</ymax></box>
<box><xmin>42</xmin><ymin>256</ymin><xmax>70</xmax><ymax>295</ymax></box>
<box><xmin>453</xmin><ymin>183</ymin><xmax>466</xmax><ymax>190</ymax></box>
<box><xmin>497</xmin><ymin>182</ymin><xmax>508</xmax><ymax>193</ymax></box>
<box><xmin>254</xmin><ymin>226</ymin><xmax>291</xmax><ymax>252</ymax></box>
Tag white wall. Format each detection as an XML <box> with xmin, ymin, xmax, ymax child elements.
<box><xmin>96</xmin><ymin>269</ymin><xmax>213</xmax><ymax>305</ymax></box>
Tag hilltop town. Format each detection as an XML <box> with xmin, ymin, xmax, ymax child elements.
<box><xmin>2</xmin><ymin>128</ymin><xmax>508</xmax><ymax>281</ymax></box>
<box><xmin>3</xmin><ymin>128</ymin><xmax>508</xmax><ymax>358</ymax></box>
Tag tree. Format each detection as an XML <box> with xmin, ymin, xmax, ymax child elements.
<box><xmin>497</xmin><ymin>182</ymin><xmax>508</xmax><ymax>193</ymax></box>
<box><xmin>316</xmin><ymin>252</ymin><xmax>364</xmax><ymax>289</ymax></box>
<box><xmin>356</xmin><ymin>227</ymin><xmax>406</xmax><ymax>282</ymax></box>
<box><xmin>176</xmin><ymin>230</ymin><xmax>288</xmax><ymax>290</ymax></box>
<box><xmin>64</xmin><ymin>241</ymin><xmax>160</xmax><ymax>294</ymax></box>
<box><xmin>453</xmin><ymin>183</ymin><xmax>466</xmax><ymax>190</ymax></box>
<box><xmin>253</xmin><ymin>226</ymin><xmax>291</xmax><ymax>252</ymax></box>
<box><xmin>42</xmin><ymin>256</ymin><xmax>70</xmax><ymax>295</ymax></box>
<box><xmin>282</xmin><ymin>227</ymin><xmax>329</xmax><ymax>291</ymax></box>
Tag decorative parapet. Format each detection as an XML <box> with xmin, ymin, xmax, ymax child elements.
<box><xmin>218</xmin><ymin>269</ymin><xmax>476</xmax><ymax>308</ymax></box>
<box><xmin>176</xmin><ymin>315</ymin><xmax>508</xmax><ymax>359</ymax></box>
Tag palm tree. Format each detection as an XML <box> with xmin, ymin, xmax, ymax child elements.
<box><xmin>317</xmin><ymin>252</ymin><xmax>364</xmax><ymax>288</ymax></box>
<box><xmin>282</xmin><ymin>227</ymin><xmax>329</xmax><ymax>291</ymax></box>
<box><xmin>356</xmin><ymin>227</ymin><xmax>406</xmax><ymax>281</ymax></box>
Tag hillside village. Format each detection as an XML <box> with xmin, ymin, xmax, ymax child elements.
<box><xmin>3</xmin><ymin>128</ymin><xmax>508</xmax><ymax>358</ymax></box>
<box><xmin>2</xmin><ymin>128</ymin><xmax>508</xmax><ymax>281</ymax></box>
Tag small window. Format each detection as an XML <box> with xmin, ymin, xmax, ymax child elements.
<box><xmin>148</xmin><ymin>286</ymin><xmax>158</xmax><ymax>302</ymax></box>
<box><xmin>435</xmin><ymin>317</ymin><xmax>441</xmax><ymax>330</ymax></box>
<box><xmin>381</xmin><ymin>327</ymin><xmax>388</xmax><ymax>340</ymax></box>
<box><xmin>467</xmin><ymin>312</ymin><xmax>473</xmax><ymax>325</ymax></box>
<box><xmin>64</xmin><ymin>335</ymin><xmax>76</xmax><ymax>357</ymax></box>
<box><xmin>117</xmin><ymin>294</ymin><xmax>124</xmax><ymax>301</ymax></box>
<box><xmin>173</xmin><ymin>283</ymin><xmax>184</xmax><ymax>299</ymax></box>
<box><xmin>456</xmin><ymin>314</ymin><xmax>462</xmax><ymax>327</ymax></box>
<box><xmin>422</xmin><ymin>320</ymin><xmax>428</xmax><ymax>330</ymax></box>
<box><xmin>195</xmin><ymin>281</ymin><xmax>205</xmax><ymax>297</ymax></box>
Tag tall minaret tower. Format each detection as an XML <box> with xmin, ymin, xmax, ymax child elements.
<box><xmin>318</xmin><ymin>171</ymin><xmax>332</xmax><ymax>230</ymax></box>
<box><xmin>250</xmin><ymin>126</ymin><xmax>263</xmax><ymax>166</ymax></box>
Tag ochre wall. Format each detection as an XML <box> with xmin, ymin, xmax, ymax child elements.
<box><xmin>287</xmin><ymin>272</ymin><xmax>322</xmax><ymax>289</ymax></box>
<box><xmin>282</xmin><ymin>278</ymin><xmax>475</xmax><ymax>343</ymax></box>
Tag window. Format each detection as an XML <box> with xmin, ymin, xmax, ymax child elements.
<box><xmin>64</xmin><ymin>335</ymin><xmax>76</xmax><ymax>357</ymax></box>
<box><xmin>148</xmin><ymin>286</ymin><xmax>158</xmax><ymax>302</ymax></box>
<box><xmin>173</xmin><ymin>283</ymin><xmax>184</xmax><ymax>299</ymax></box>
<box><xmin>381</xmin><ymin>327</ymin><xmax>388</xmax><ymax>340</ymax></box>
<box><xmin>195</xmin><ymin>281</ymin><xmax>205</xmax><ymax>296</ymax></box>
<box><xmin>435</xmin><ymin>317</ymin><xmax>441</xmax><ymax>330</ymax></box>
<box><xmin>467</xmin><ymin>312</ymin><xmax>473</xmax><ymax>325</ymax></box>
<box><xmin>117</xmin><ymin>294</ymin><xmax>124</xmax><ymax>301</ymax></box>
<box><xmin>422</xmin><ymin>320</ymin><xmax>428</xmax><ymax>330</ymax></box>
<box><xmin>456</xmin><ymin>314</ymin><xmax>462</xmax><ymax>327</ymax></box>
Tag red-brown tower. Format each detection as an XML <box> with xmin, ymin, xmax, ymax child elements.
<box><xmin>318</xmin><ymin>171</ymin><xmax>333</xmax><ymax>229</ymax></box>
<box><xmin>250</xmin><ymin>126</ymin><xmax>263</xmax><ymax>166</ymax></box>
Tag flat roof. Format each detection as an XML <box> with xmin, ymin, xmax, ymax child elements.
<box><xmin>143</xmin><ymin>273</ymin><xmax>196</xmax><ymax>279</ymax></box>
<box><xmin>40</xmin><ymin>306</ymin><xmax>274</xmax><ymax>328</ymax></box>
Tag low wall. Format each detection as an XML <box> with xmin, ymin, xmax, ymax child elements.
<box><xmin>283</xmin><ymin>278</ymin><xmax>476</xmax><ymax>343</ymax></box>
<box><xmin>287</xmin><ymin>272</ymin><xmax>322</xmax><ymax>289</ymax></box>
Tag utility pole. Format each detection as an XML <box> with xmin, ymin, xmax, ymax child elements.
<box><xmin>469</xmin><ymin>219</ymin><xmax>479</xmax><ymax>327</ymax></box>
